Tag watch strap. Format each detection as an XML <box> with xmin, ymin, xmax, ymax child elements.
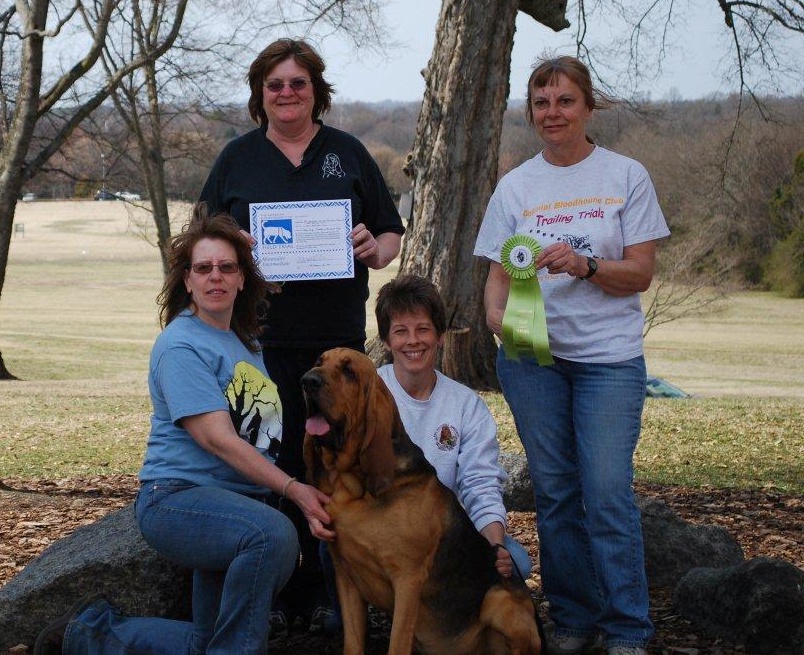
<box><xmin>581</xmin><ymin>256</ymin><xmax>598</xmax><ymax>280</ymax></box>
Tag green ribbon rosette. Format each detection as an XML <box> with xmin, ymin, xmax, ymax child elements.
<box><xmin>500</xmin><ymin>234</ymin><xmax>554</xmax><ymax>366</ymax></box>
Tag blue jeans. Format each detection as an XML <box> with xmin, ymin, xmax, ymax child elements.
<box><xmin>497</xmin><ymin>350</ymin><xmax>653</xmax><ymax>649</ymax></box>
<box><xmin>63</xmin><ymin>479</ymin><xmax>299</xmax><ymax>654</ymax></box>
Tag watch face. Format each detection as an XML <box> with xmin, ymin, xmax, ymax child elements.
<box><xmin>585</xmin><ymin>257</ymin><xmax>597</xmax><ymax>278</ymax></box>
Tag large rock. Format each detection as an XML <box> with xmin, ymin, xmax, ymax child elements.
<box><xmin>501</xmin><ymin>455</ymin><xmax>745</xmax><ymax>590</ymax></box>
<box><xmin>0</xmin><ymin>505</ymin><xmax>191</xmax><ymax>650</ymax></box>
<box><xmin>673</xmin><ymin>557</ymin><xmax>804</xmax><ymax>654</ymax></box>
<box><xmin>500</xmin><ymin>451</ymin><xmax>535</xmax><ymax>512</ymax></box>
<box><xmin>638</xmin><ymin>497</ymin><xmax>744</xmax><ymax>588</ymax></box>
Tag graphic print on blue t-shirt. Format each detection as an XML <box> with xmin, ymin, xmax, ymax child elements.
<box><xmin>225</xmin><ymin>361</ymin><xmax>283</xmax><ymax>458</ymax></box>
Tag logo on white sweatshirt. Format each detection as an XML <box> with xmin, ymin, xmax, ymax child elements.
<box><xmin>433</xmin><ymin>424</ymin><xmax>458</xmax><ymax>451</ymax></box>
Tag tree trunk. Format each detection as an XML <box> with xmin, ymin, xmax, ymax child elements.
<box><xmin>0</xmin><ymin>350</ymin><xmax>18</xmax><ymax>380</ymax></box>
<box><xmin>0</xmin><ymin>1</ymin><xmax>189</xmax><ymax>378</ymax></box>
<box><xmin>400</xmin><ymin>0</ymin><xmax>569</xmax><ymax>390</ymax></box>
<box><xmin>400</xmin><ymin>0</ymin><xmax>519</xmax><ymax>390</ymax></box>
<box><xmin>140</xmin><ymin>59</ymin><xmax>172</xmax><ymax>277</ymax></box>
<box><xmin>0</xmin><ymin>0</ymin><xmax>50</xmax><ymax>381</ymax></box>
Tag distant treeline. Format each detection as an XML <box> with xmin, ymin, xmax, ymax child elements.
<box><xmin>26</xmin><ymin>95</ymin><xmax>804</xmax><ymax>293</ymax></box>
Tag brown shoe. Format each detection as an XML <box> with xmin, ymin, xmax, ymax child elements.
<box><xmin>34</xmin><ymin>594</ymin><xmax>105</xmax><ymax>655</ymax></box>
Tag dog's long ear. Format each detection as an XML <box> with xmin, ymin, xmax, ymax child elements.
<box><xmin>359</xmin><ymin>373</ymin><xmax>397</xmax><ymax>497</ymax></box>
<box><xmin>302</xmin><ymin>431</ymin><xmax>318</xmax><ymax>485</ymax></box>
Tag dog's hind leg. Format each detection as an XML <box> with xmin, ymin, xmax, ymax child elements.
<box><xmin>479</xmin><ymin>586</ymin><xmax>542</xmax><ymax>655</ymax></box>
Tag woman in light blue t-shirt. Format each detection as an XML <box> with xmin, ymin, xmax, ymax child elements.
<box><xmin>35</xmin><ymin>207</ymin><xmax>333</xmax><ymax>655</ymax></box>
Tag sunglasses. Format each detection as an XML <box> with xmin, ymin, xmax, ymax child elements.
<box><xmin>187</xmin><ymin>261</ymin><xmax>240</xmax><ymax>275</ymax></box>
<box><xmin>263</xmin><ymin>77</ymin><xmax>310</xmax><ymax>93</ymax></box>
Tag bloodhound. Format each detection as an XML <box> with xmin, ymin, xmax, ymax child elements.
<box><xmin>302</xmin><ymin>347</ymin><xmax>542</xmax><ymax>655</ymax></box>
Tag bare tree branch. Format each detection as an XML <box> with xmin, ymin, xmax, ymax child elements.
<box><xmin>24</xmin><ymin>0</ymin><xmax>189</xmax><ymax>180</ymax></box>
<box><xmin>37</xmin><ymin>0</ymin><xmax>115</xmax><ymax>114</ymax></box>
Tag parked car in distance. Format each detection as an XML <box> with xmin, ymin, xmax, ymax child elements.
<box><xmin>94</xmin><ymin>189</ymin><xmax>119</xmax><ymax>201</ymax></box>
<box><xmin>21</xmin><ymin>192</ymin><xmax>36</xmax><ymax>202</ymax></box>
<box><xmin>117</xmin><ymin>190</ymin><xmax>142</xmax><ymax>201</ymax></box>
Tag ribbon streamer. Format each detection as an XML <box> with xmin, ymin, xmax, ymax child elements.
<box><xmin>500</xmin><ymin>235</ymin><xmax>554</xmax><ymax>366</ymax></box>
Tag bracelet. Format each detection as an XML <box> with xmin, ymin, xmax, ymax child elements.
<box><xmin>281</xmin><ymin>477</ymin><xmax>297</xmax><ymax>498</ymax></box>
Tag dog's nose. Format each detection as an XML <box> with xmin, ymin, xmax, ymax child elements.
<box><xmin>301</xmin><ymin>370</ymin><xmax>322</xmax><ymax>392</ymax></box>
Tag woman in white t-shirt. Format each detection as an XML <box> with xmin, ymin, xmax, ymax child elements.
<box><xmin>375</xmin><ymin>274</ymin><xmax>531</xmax><ymax>580</ymax></box>
<box><xmin>319</xmin><ymin>274</ymin><xmax>532</xmax><ymax>635</ymax></box>
<box><xmin>473</xmin><ymin>56</ymin><xmax>670</xmax><ymax>655</ymax></box>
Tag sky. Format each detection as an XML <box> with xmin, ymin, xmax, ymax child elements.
<box><xmin>317</xmin><ymin>0</ymin><xmax>803</xmax><ymax>104</ymax></box>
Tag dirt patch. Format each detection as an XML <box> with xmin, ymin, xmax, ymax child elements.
<box><xmin>1</xmin><ymin>476</ymin><xmax>801</xmax><ymax>654</ymax></box>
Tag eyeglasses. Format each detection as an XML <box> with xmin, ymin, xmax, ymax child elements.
<box><xmin>187</xmin><ymin>261</ymin><xmax>240</xmax><ymax>275</ymax></box>
<box><xmin>263</xmin><ymin>77</ymin><xmax>310</xmax><ymax>93</ymax></box>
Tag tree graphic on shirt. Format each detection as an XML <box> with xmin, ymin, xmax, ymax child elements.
<box><xmin>225</xmin><ymin>362</ymin><xmax>282</xmax><ymax>451</ymax></box>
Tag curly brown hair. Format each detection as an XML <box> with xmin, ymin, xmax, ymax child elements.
<box><xmin>247</xmin><ymin>38</ymin><xmax>334</xmax><ymax>128</ymax></box>
<box><xmin>157</xmin><ymin>204</ymin><xmax>278</xmax><ymax>351</ymax></box>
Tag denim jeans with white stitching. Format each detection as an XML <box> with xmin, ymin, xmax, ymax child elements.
<box><xmin>63</xmin><ymin>479</ymin><xmax>299</xmax><ymax>654</ymax></box>
<box><xmin>497</xmin><ymin>350</ymin><xmax>653</xmax><ymax>648</ymax></box>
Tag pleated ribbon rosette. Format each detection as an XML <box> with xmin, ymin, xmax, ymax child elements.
<box><xmin>500</xmin><ymin>234</ymin><xmax>554</xmax><ymax>366</ymax></box>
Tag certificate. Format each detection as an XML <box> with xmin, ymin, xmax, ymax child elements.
<box><xmin>249</xmin><ymin>199</ymin><xmax>353</xmax><ymax>282</ymax></box>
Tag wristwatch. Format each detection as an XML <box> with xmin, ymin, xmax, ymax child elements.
<box><xmin>581</xmin><ymin>256</ymin><xmax>598</xmax><ymax>280</ymax></box>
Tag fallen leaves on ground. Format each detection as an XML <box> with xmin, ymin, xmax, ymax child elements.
<box><xmin>1</xmin><ymin>476</ymin><xmax>801</xmax><ymax>654</ymax></box>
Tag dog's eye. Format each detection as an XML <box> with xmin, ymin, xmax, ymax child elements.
<box><xmin>340</xmin><ymin>362</ymin><xmax>358</xmax><ymax>383</ymax></box>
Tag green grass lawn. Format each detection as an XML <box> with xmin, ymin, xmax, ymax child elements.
<box><xmin>484</xmin><ymin>392</ymin><xmax>803</xmax><ymax>495</ymax></box>
<box><xmin>1</xmin><ymin>201</ymin><xmax>802</xmax><ymax>494</ymax></box>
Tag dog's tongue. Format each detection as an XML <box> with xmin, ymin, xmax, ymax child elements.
<box><xmin>305</xmin><ymin>415</ymin><xmax>331</xmax><ymax>436</ymax></box>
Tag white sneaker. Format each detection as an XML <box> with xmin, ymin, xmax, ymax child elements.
<box><xmin>546</xmin><ymin>633</ymin><xmax>598</xmax><ymax>654</ymax></box>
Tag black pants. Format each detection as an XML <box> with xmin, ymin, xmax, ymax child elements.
<box><xmin>263</xmin><ymin>342</ymin><xmax>364</xmax><ymax>619</ymax></box>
